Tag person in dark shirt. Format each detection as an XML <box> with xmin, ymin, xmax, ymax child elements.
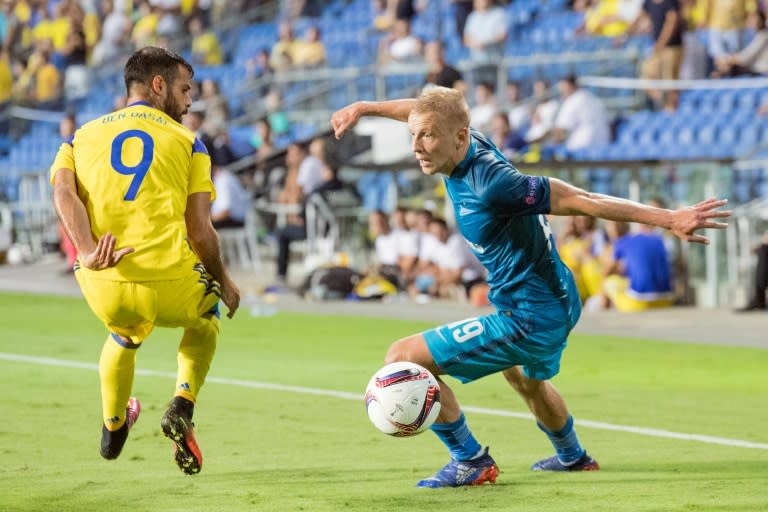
<box><xmin>423</xmin><ymin>41</ymin><xmax>464</xmax><ymax>91</ymax></box>
<box><xmin>620</xmin><ymin>0</ymin><xmax>684</xmax><ymax>111</ymax></box>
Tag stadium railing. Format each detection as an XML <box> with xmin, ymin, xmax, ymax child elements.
<box><xmin>335</xmin><ymin>154</ymin><xmax>755</xmax><ymax>309</ymax></box>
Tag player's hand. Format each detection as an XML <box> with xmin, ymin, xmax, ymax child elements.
<box><xmin>81</xmin><ymin>232</ymin><xmax>134</xmax><ymax>270</ymax></box>
<box><xmin>221</xmin><ymin>278</ymin><xmax>240</xmax><ymax>319</ymax></box>
<box><xmin>331</xmin><ymin>102</ymin><xmax>364</xmax><ymax>139</ymax></box>
<box><xmin>668</xmin><ymin>198</ymin><xmax>732</xmax><ymax>244</ymax></box>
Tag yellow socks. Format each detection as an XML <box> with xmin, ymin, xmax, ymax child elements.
<box><xmin>99</xmin><ymin>333</ymin><xmax>140</xmax><ymax>431</ymax></box>
<box><xmin>174</xmin><ymin>316</ymin><xmax>219</xmax><ymax>403</ymax></box>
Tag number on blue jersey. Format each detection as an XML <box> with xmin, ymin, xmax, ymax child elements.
<box><xmin>446</xmin><ymin>318</ymin><xmax>485</xmax><ymax>343</ymax></box>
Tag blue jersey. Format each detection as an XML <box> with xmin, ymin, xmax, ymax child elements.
<box><xmin>613</xmin><ymin>233</ymin><xmax>672</xmax><ymax>297</ymax></box>
<box><xmin>444</xmin><ymin>129</ymin><xmax>578</xmax><ymax>326</ymax></box>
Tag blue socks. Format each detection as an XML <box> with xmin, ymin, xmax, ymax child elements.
<box><xmin>431</xmin><ymin>412</ymin><xmax>483</xmax><ymax>461</ymax></box>
<box><xmin>537</xmin><ymin>415</ymin><xmax>585</xmax><ymax>465</ymax></box>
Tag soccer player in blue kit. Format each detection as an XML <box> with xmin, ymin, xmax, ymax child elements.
<box><xmin>331</xmin><ymin>87</ymin><xmax>731</xmax><ymax>488</ymax></box>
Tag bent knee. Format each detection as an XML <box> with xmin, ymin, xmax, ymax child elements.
<box><xmin>383</xmin><ymin>335</ymin><xmax>436</xmax><ymax>372</ymax></box>
<box><xmin>503</xmin><ymin>367</ymin><xmax>544</xmax><ymax>397</ymax></box>
<box><xmin>384</xmin><ymin>339</ymin><xmax>413</xmax><ymax>365</ymax></box>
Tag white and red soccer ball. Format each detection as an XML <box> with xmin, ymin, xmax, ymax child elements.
<box><xmin>364</xmin><ymin>362</ymin><xmax>441</xmax><ymax>437</ymax></box>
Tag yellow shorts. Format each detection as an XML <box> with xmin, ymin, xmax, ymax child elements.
<box><xmin>604</xmin><ymin>275</ymin><xmax>674</xmax><ymax>313</ymax></box>
<box><xmin>75</xmin><ymin>262</ymin><xmax>220</xmax><ymax>344</ymax></box>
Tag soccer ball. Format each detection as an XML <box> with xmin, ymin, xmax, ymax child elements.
<box><xmin>364</xmin><ymin>362</ymin><xmax>441</xmax><ymax>437</ymax></box>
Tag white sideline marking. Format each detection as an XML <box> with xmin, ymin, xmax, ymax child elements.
<box><xmin>2</xmin><ymin>352</ymin><xmax>767</xmax><ymax>450</ymax></box>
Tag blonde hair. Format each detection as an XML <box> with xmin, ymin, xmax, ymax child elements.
<box><xmin>414</xmin><ymin>86</ymin><xmax>470</xmax><ymax>132</ymax></box>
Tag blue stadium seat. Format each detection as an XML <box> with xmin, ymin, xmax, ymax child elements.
<box><xmin>736</xmin><ymin>89</ymin><xmax>758</xmax><ymax>111</ymax></box>
<box><xmin>676</xmin><ymin>125</ymin><xmax>695</xmax><ymax>145</ymax></box>
<box><xmin>715</xmin><ymin>90</ymin><xmax>738</xmax><ymax>113</ymax></box>
<box><xmin>696</xmin><ymin>124</ymin><xmax>718</xmax><ymax>146</ymax></box>
<box><xmin>718</xmin><ymin>124</ymin><xmax>740</xmax><ymax>147</ymax></box>
<box><xmin>635</xmin><ymin>127</ymin><xmax>658</xmax><ymax>146</ymax></box>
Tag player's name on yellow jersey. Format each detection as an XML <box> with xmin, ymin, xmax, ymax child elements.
<box><xmin>50</xmin><ymin>102</ymin><xmax>216</xmax><ymax>282</ymax></box>
<box><xmin>100</xmin><ymin>110</ymin><xmax>170</xmax><ymax>126</ymax></box>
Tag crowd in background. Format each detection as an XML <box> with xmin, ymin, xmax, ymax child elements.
<box><xmin>3</xmin><ymin>0</ymin><xmax>767</xmax><ymax>310</ymax></box>
<box><xmin>0</xmin><ymin>0</ymin><xmax>260</xmax><ymax>108</ymax></box>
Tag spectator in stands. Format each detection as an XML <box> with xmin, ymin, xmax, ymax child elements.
<box><xmin>582</xmin><ymin>0</ymin><xmax>642</xmax><ymax>36</ymax></box>
<box><xmin>409</xmin><ymin>207</ymin><xmax>434</xmax><ymax>260</ymax></box>
<box><xmin>245</xmin><ymin>47</ymin><xmax>273</xmax><ymax>96</ymax></box>
<box><xmin>524</xmin><ymin>83</ymin><xmax>560</xmax><ymax>147</ymax></box>
<box><xmin>0</xmin><ymin>50</ymin><xmax>11</xmax><ymax>105</ymax></box>
<box><xmin>248</xmin><ymin>117</ymin><xmax>277</xmax><ymax>195</ymax></box>
<box><xmin>602</xmin><ymin>220</ymin><xmax>675</xmax><ymax>312</ymax></box>
<box><xmin>182</xmin><ymin>108</ymin><xmax>214</xmax><ymax>154</ymax></box>
<box><xmin>61</xmin><ymin>19</ymin><xmax>90</xmax><ymax>100</ymax></box>
<box><xmin>274</xmin><ymin>140</ymin><xmax>341</xmax><ymax>283</ymax></box>
<box><xmin>423</xmin><ymin>40</ymin><xmax>463</xmax><ymax>90</ymax></box>
<box><xmin>0</xmin><ymin>3</ymin><xmax>12</xmax><ymax>47</ymax></box>
<box><xmin>297</xmin><ymin>138</ymin><xmax>327</xmax><ymax>196</ymax></box>
<box><xmin>265</xmin><ymin>88</ymin><xmax>291</xmax><ymax>138</ymax></box>
<box><xmin>47</xmin><ymin>2</ymin><xmax>73</xmax><ymax>60</ymax></box>
<box><xmin>620</xmin><ymin>0</ymin><xmax>684</xmax><ymax>111</ymax></box>
<box><xmin>468</xmin><ymin>81</ymin><xmax>498</xmax><ymax>135</ymax></box>
<box><xmin>705</xmin><ymin>0</ymin><xmax>755</xmax><ymax>60</ymax></box>
<box><xmin>414</xmin><ymin>217</ymin><xmax>486</xmax><ymax>300</ymax></box>
<box><xmin>551</xmin><ymin>75</ymin><xmax>611</xmax><ymax>153</ymax></box>
<box><xmin>189</xmin><ymin>13</ymin><xmax>223</xmax><ymax>66</ymax></box>
<box><xmin>557</xmin><ymin>215</ymin><xmax>608</xmax><ymax>302</ymax></box>
<box><xmin>200</xmin><ymin>78</ymin><xmax>229</xmax><ymax>135</ymax></box>
<box><xmin>711</xmin><ymin>10</ymin><xmax>768</xmax><ymax>77</ymax></box>
<box><xmin>505</xmin><ymin>81</ymin><xmax>532</xmax><ymax>134</ymax></box>
<box><xmin>463</xmin><ymin>0</ymin><xmax>507</xmax><ymax>83</ymax></box>
<box><xmin>391</xmin><ymin>206</ymin><xmax>420</xmax><ymax>283</ymax></box>
<box><xmin>250</xmin><ymin>117</ymin><xmax>275</xmax><ymax>156</ymax></box>
<box><xmin>131</xmin><ymin>2</ymin><xmax>160</xmax><ymax>48</ymax></box>
<box><xmin>452</xmin><ymin>0</ymin><xmax>475</xmax><ymax>40</ymax></box>
<box><xmin>490</xmin><ymin>112</ymin><xmax>526</xmax><ymax>160</ymax></box>
<box><xmin>274</xmin><ymin>143</ymin><xmax>311</xmax><ymax>283</ymax></box>
<box><xmin>33</xmin><ymin>46</ymin><xmax>62</xmax><ymax>107</ymax></box>
<box><xmin>292</xmin><ymin>25</ymin><xmax>326</xmax><ymax>68</ymax></box>
<box><xmin>378</xmin><ymin>18</ymin><xmax>422</xmax><ymax>65</ymax></box>
<box><xmin>373</xmin><ymin>0</ymin><xmax>427</xmax><ymax>31</ymax></box>
<box><xmin>153</xmin><ymin>0</ymin><xmax>183</xmax><ymax>39</ymax></box>
<box><xmin>270</xmin><ymin>21</ymin><xmax>297</xmax><ymax>71</ymax></box>
<box><xmin>31</xmin><ymin>4</ymin><xmax>53</xmax><ymax>46</ymax></box>
<box><xmin>368</xmin><ymin>209</ymin><xmax>404</xmax><ymax>286</ymax></box>
<box><xmin>91</xmin><ymin>0</ymin><xmax>131</xmax><ymax>66</ymax></box>
<box><xmin>210</xmin><ymin>146</ymin><xmax>249</xmax><ymax>230</ymax></box>
<box><xmin>736</xmin><ymin>232</ymin><xmax>768</xmax><ymax>311</ymax></box>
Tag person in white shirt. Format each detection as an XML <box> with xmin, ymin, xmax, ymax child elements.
<box><xmin>369</xmin><ymin>209</ymin><xmax>400</xmax><ymax>268</ymax></box>
<box><xmin>469</xmin><ymin>81</ymin><xmax>498</xmax><ymax>135</ymax></box>
<box><xmin>297</xmin><ymin>142</ymin><xmax>325</xmax><ymax>197</ymax></box>
<box><xmin>410</xmin><ymin>217</ymin><xmax>486</xmax><ymax>299</ymax></box>
<box><xmin>552</xmin><ymin>75</ymin><xmax>610</xmax><ymax>152</ymax></box>
<box><xmin>391</xmin><ymin>207</ymin><xmax>420</xmax><ymax>280</ymax></box>
<box><xmin>210</xmin><ymin>147</ymin><xmax>248</xmax><ymax>229</ymax></box>
<box><xmin>378</xmin><ymin>18</ymin><xmax>423</xmax><ymax>65</ymax></box>
<box><xmin>428</xmin><ymin>217</ymin><xmax>486</xmax><ymax>298</ymax></box>
<box><xmin>463</xmin><ymin>0</ymin><xmax>507</xmax><ymax>63</ymax></box>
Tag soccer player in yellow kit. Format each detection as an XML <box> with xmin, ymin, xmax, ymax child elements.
<box><xmin>50</xmin><ymin>47</ymin><xmax>240</xmax><ymax>474</ymax></box>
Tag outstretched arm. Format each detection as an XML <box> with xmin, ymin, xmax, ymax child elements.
<box><xmin>331</xmin><ymin>99</ymin><xmax>417</xmax><ymax>139</ymax></box>
<box><xmin>53</xmin><ymin>168</ymin><xmax>134</xmax><ymax>269</ymax></box>
<box><xmin>548</xmin><ymin>178</ymin><xmax>731</xmax><ymax>244</ymax></box>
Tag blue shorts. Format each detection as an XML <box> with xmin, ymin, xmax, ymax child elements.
<box><xmin>423</xmin><ymin>309</ymin><xmax>577</xmax><ymax>383</ymax></box>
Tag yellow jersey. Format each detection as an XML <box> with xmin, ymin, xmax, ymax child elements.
<box><xmin>50</xmin><ymin>101</ymin><xmax>215</xmax><ymax>282</ymax></box>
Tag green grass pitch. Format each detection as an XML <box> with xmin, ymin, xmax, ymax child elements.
<box><xmin>0</xmin><ymin>292</ymin><xmax>766</xmax><ymax>512</ymax></box>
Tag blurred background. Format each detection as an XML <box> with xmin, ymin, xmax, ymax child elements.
<box><xmin>1</xmin><ymin>0</ymin><xmax>768</xmax><ymax>312</ymax></box>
